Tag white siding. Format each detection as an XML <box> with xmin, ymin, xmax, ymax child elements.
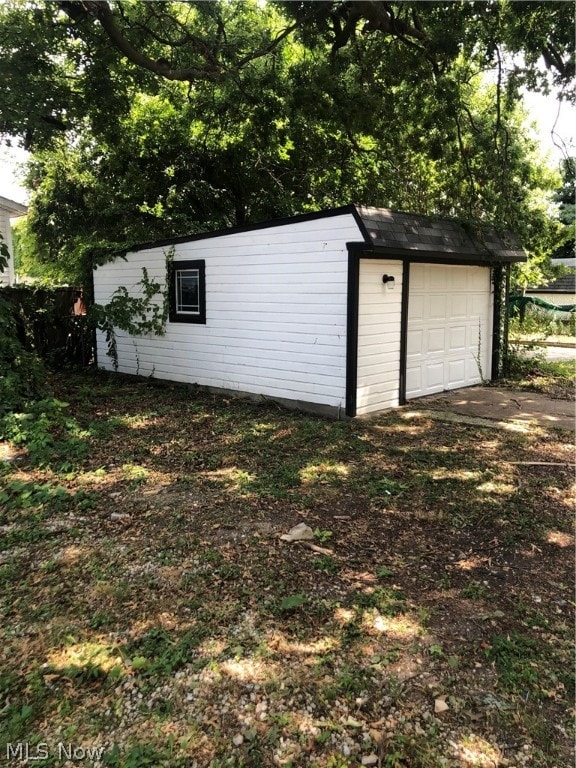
<box><xmin>356</xmin><ymin>259</ymin><xmax>403</xmax><ymax>415</ymax></box>
<box><xmin>0</xmin><ymin>209</ymin><xmax>14</xmax><ymax>286</ymax></box>
<box><xmin>94</xmin><ymin>214</ymin><xmax>361</xmax><ymax>410</ymax></box>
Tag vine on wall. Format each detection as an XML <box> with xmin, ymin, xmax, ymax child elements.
<box><xmin>91</xmin><ymin>248</ymin><xmax>173</xmax><ymax>370</ymax></box>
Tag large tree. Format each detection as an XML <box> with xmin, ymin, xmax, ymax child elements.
<box><xmin>1</xmin><ymin>1</ymin><xmax>573</xmax><ymax>150</ymax></box>
<box><xmin>552</xmin><ymin>157</ymin><xmax>576</xmax><ymax>260</ymax></box>
<box><xmin>2</xmin><ymin>1</ymin><xmax>571</xmax><ymax>283</ymax></box>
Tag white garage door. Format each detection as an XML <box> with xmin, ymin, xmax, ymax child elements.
<box><xmin>406</xmin><ymin>264</ymin><xmax>492</xmax><ymax>399</ymax></box>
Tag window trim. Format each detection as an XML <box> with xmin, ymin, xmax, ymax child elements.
<box><xmin>169</xmin><ymin>259</ymin><xmax>206</xmax><ymax>324</ymax></box>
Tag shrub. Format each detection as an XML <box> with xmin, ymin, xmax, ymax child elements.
<box><xmin>0</xmin><ymin>294</ymin><xmax>45</xmax><ymax>416</ymax></box>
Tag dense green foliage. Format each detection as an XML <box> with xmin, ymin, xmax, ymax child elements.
<box><xmin>0</xmin><ymin>255</ymin><xmax>45</xmax><ymax>415</ymax></box>
<box><xmin>0</xmin><ymin>235</ymin><xmax>36</xmax><ymax>414</ymax></box>
<box><xmin>551</xmin><ymin>157</ymin><xmax>576</xmax><ymax>260</ymax></box>
<box><xmin>1</xmin><ymin>1</ymin><xmax>573</xmax><ymax>283</ymax></box>
<box><xmin>511</xmin><ymin>157</ymin><xmax>575</xmax><ymax>291</ymax></box>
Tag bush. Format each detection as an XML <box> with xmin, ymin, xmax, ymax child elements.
<box><xmin>502</xmin><ymin>342</ymin><xmax>574</xmax><ymax>399</ymax></box>
<box><xmin>1</xmin><ymin>284</ymin><xmax>91</xmax><ymax>368</ymax></box>
<box><xmin>0</xmin><ymin>291</ymin><xmax>45</xmax><ymax>417</ymax></box>
<box><xmin>509</xmin><ymin>306</ymin><xmax>576</xmax><ymax>339</ymax></box>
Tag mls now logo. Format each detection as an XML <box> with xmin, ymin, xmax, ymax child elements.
<box><xmin>6</xmin><ymin>743</ymin><xmax>105</xmax><ymax>762</ymax></box>
<box><xmin>5</xmin><ymin>744</ymin><xmax>49</xmax><ymax>761</ymax></box>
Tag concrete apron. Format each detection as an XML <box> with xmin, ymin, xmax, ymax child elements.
<box><xmin>404</xmin><ymin>386</ymin><xmax>575</xmax><ymax>433</ymax></box>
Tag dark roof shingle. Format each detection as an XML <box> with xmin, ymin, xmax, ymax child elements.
<box><xmin>355</xmin><ymin>205</ymin><xmax>525</xmax><ymax>262</ymax></box>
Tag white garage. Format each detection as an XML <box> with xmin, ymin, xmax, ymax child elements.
<box><xmin>93</xmin><ymin>205</ymin><xmax>525</xmax><ymax>418</ymax></box>
<box><xmin>405</xmin><ymin>264</ymin><xmax>492</xmax><ymax>399</ymax></box>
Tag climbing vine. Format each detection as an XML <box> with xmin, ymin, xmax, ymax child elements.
<box><xmin>0</xmin><ymin>233</ymin><xmax>45</xmax><ymax>414</ymax></box>
<box><xmin>90</xmin><ymin>248</ymin><xmax>173</xmax><ymax>370</ymax></box>
<box><xmin>0</xmin><ymin>233</ymin><xmax>9</xmax><ymax>273</ymax></box>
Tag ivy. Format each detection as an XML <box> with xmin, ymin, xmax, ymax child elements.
<box><xmin>90</xmin><ymin>250</ymin><xmax>172</xmax><ymax>371</ymax></box>
<box><xmin>0</xmin><ymin>235</ymin><xmax>45</xmax><ymax>416</ymax></box>
<box><xmin>0</xmin><ymin>232</ymin><xmax>9</xmax><ymax>274</ymax></box>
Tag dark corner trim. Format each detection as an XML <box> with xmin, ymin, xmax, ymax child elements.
<box><xmin>345</xmin><ymin>248</ymin><xmax>360</xmax><ymax>417</ymax></box>
<box><xmin>491</xmin><ymin>264</ymin><xmax>503</xmax><ymax>380</ymax></box>
<box><xmin>503</xmin><ymin>264</ymin><xmax>511</xmax><ymax>375</ymax></box>
<box><xmin>88</xmin><ymin>267</ymin><xmax>98</xmax><ymax>367</ymax></box>
<box><xmin>399</xmin><ymin>260</ymin><xmax>410</xmax><ymax>404</ymax></box>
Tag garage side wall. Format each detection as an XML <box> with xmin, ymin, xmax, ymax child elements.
<box><xmin>356</xmin><ymin>259</ymin><xmax>403</xmax><ymax>415</ymax></box>
<box><xmin>93</xmin><ymin>214</ymin><xmax>361</xmax><ymax>411</ymax></box>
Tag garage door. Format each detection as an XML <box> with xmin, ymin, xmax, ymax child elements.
<box><xmin>406</xmin><ymin>264</ymin><xmax>492</xmax><ymax>399</ymax></box>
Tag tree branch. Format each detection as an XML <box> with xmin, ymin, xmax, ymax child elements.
<box><xmin>454</xmin><ymin>111</ymin><xmax>477</xmax><ymax>218</ymax></box>
<box><xmin>65</xmin><ymin>1</ymin><xmax>223</xmax><ymax>81</ymax></box>
<box><xmin>542</xmin><ymin>43</ymin><xmax>573</xmax><ymax>80</ymax></box>
<box><xmin>61</xmin><ymin>1</ymin><xmax>315</xmax><ymax>84</ymax></box>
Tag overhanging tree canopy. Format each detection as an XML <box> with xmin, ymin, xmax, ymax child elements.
<box><xmin>1</xmin><ymin>1</ymin><xmax>574</xmax><ymax>149</ymax></box>
<box><xmin>2</xmin><ymin>1</ymin><xmax>572</xmax><ymax>284</ymax></box>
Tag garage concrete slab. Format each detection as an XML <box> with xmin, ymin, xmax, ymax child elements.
<box><xmin>411</xmin><ymin>386</ymin><xmax>575</xmax><ymax>432</ymax></box>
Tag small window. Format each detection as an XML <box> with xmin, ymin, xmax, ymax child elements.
<box><xmin>169</xmin><ymin>260</ymin><xmax>206</xmax><ymax>324</ymax></box>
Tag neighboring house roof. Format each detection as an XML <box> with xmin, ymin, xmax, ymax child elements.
<box><xmin>527</xmin><ymin>271</ymin><xmax>576</xmax><ymax>294</ymax></box>
<box><xmin>551</xmin><ymin>256</ymin><xmax>576</xmax><ymax>269</ymax></box>
<box><xmin>0</xmin><ymin>195</ymin><xmax>27</xmax><ymax>216</ymax></box>
<box><xmin>126</xmin><ymin>204</ymin><xmax>526</xmax><ymax>263</ymax></box>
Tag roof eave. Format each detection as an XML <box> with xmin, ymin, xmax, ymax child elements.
<box><xmin>348</xmin><ymin>242</ymin><xmax>526</xmax><ymax>263</ymax></box>
<box><xmin>0</xmin><ymin>195</ymin><xmax>28</xmax><ymax>216</ymax></box>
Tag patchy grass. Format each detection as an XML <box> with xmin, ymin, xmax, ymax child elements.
<box><xmin>508</xmin><ymin>312</ymin><xmax>575</xmax><ymax>346</ymax></box>
<box><xmin>501</xmin><ymin>345</ymin><xmax>575</xmax><ymax>400</ymax></box>
<box><xmin>0</xmin><ymin>370</ymin><xmax>574</xmax><ymax>767</ymax></box>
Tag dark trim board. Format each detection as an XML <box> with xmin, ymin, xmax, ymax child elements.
<box><xmin>345</xmin><ymin>250</ymin><xmax>360</xmax><ymax>417</ymax></box>
<box><xmin>503</xmin><ymin>264</ymin><xmax>511</xmax><ymax>374</ymax></box>
<box><xmin>356</xmin><ymin>246</ymin><xmax>512</xmax><ymax>265</ymax></box>
<box><xmin>491</xmin><ymin>265</ymin><xmax>503</xmax><ymax>379</ymax></box>
<box><xmin>127</xmin><ymin>206</ymin><xmax>359</xmax><ymax>253</ymax></box>
<box><xmin>398</xmin><ymin>260</ymin><xmax>410</xmax><ymax>405</ymax></box>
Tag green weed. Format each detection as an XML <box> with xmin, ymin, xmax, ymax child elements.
<box><xmin>460</xmin><ymin>580</ymin><xmax>488</xmax><ymax>599</ymax></box>
<box><xmin>353</xmin><ymin>587</ymin><xmax>406</xmax><ymax>616</ymax></box>
<box><xmin>277</xmin><ymin>594</ymin><xmax>306</xmax><ymax>612</ymax></box>
<box><xmin>313</xmin><ymin>556</ymin><xmax>339</xmax><ymax>574</ymax></box>
<box><xmin>0</xmin><ymin>478</ymin><xmax>71</xmax><ymax>515</ymax></box>
<box><xmin>484</xmin><ymin>633</ymin><xmax>571</xmax><ymax>698</ymax></box>
<box><xmin>1</xmin><ymin>398</ymin><xmax>89</xmax><ymax>468</ymax></box>
<box><xmin>314</xmin><ymin>528</ymin><xmax>333</xmax><ymax>543</ymax></box>
<box><xmin>124</xmin><ymin>626</ymin><xmax>208</xmax><ymax>675</ymax></box>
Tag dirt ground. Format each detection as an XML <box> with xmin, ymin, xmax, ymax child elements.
<box><xmin>0</xmin><ymin>373</ymin><xmax>574</xmax><ymax>768</ymax></box>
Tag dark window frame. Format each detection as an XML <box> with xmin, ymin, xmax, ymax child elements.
<box><xmin>169</xmin><ymin>259</ymin><xmax>206</xmax><ymax>324</ymax></box>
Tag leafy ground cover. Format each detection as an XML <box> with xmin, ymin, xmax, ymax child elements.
<box><xmin>0</xmin><ymin>371</ymin><xmax>574</xmax><ymax>768</ymax></box>
<box><xmin>500</xmin><ymin>347</ymin><xmax>575</xmax><ymax>400</ymax></box>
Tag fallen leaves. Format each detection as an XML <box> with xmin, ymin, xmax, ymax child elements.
<box><xmin>1</xmin><ymin>372</ymin><xmax>574</xmax><ymax>768</ymax></box>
